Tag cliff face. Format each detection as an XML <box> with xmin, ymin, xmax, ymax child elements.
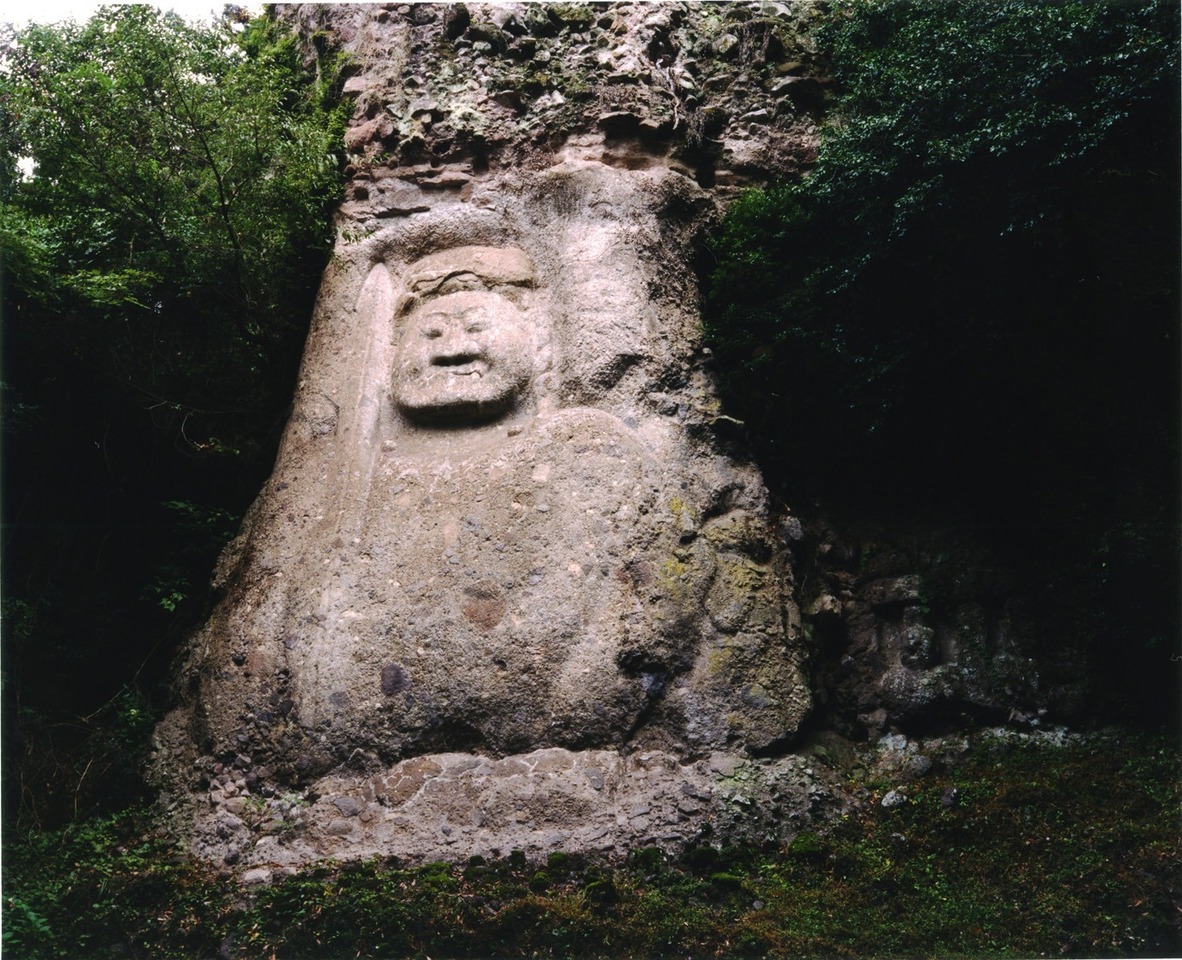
<box><xmin>153</xmin><ymin>3</ymin><xmax>1074</xmax><ymax>870</ymax></box>
<box><xmin>284</xmin><ymin>1</ymin><xmax>823</xmax><ymax>192</ymax></box>
<box><xmin>150</xmin><ymin>2</ymin><xmax>833</xmax><ymax>867</ymax></box>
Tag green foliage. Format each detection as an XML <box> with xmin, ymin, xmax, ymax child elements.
<box><xmin>9</xmin><ymin>687</ymin><xmax>157</xmax><ymax>830</ymax></box>
<box><xmin>146</xmin><ymin>500</ymin><xmax>241</xmax><ymax>610</ymax></box>
<box><xmin>1</xmin><ymin>6</ymin><xmax>347</xmax><ymax>827</ymax></box>
<box><xmin>3</xmin><ymin>732</ymin><xmax>1177</xmax><ymax>957</ymax></box>
<box><xmin>2</xmin><ymin>807</ymin><xmax>224</xmax><ymax>960</ymax></box>
<box><xmin>706</xmin><ymin>0</ymin><xmax>1179</xmax><ymax>494</ymax></box>
<box><xmin>2</xmin><ymin>5</ymin><xmax>347</xmax><ymax>392</ymax></box>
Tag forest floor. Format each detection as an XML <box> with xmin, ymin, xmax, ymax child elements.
<box><xmin>4</xmin><ymin>726</ymin><xmax>1179</xmax><ymax>959</ymax></box>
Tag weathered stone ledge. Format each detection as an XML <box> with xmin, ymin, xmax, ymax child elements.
<box><xmin>189</xmin><ymin>746</ymin><xmax>844</xmax><ymax>870</ymax></box>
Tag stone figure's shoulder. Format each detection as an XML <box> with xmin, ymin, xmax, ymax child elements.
<box><xmin>529</xmin><ymin>406</ymin><xmax>652</xmax><ymax>456</ymax></box>
<box><xmin>518</xmin><ymin>408</ymin><xmax>659</xmax><ymax>505</ymax></box>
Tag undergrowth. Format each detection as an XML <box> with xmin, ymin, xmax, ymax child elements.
<box><xmin>4</xmin><ymin>729</ymin><xmax>1178</xmax><ymax>958</ymax></box>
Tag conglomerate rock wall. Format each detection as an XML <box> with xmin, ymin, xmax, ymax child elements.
<box><xmin>291</xmin><ymin>1</ymin><xmax>824</xmax><ymax>191</ymax></box>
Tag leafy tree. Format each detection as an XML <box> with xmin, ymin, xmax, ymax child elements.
<box><xmin>0</xmin><ymin>5</ymin><xmax>347</xmax><ymax>825</ymax></box>
<box><xmin>708</xmin><ymin>0</ymin><xmax>1178</xmax><ymax>487</ymax></box>
<box><xmin>705</xmin><ymin>0</ymin><xmax>1179</xmax><ymax>721</ymax></box>
<box><xmin>3</xmin><ymin>5</ymin><xmax>346</xmax><ymax>393</ymax></box>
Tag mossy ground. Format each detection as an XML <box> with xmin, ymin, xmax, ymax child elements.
<box><xmin>4</xmin><ymin>729</ymin><xmax>1178</xmax><ymax>959</ymax></box>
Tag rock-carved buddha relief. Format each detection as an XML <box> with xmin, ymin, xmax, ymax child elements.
<box><xmin>167</xmin><ymin>170</ymin><xmax>810</xmax><ymax>795</ymax></box>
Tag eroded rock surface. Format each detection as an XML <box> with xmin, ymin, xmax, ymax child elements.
<box><xmin>296</xmin><ymin>0</ymin><xmax>827</xmax><ymax>194</ymax></box>
<box><xmin>798</xmin><ymin>519</ymin><xmax>1086</xmax><ymax>739</ymax></box>
<box><xmin>162</xmin><ymin>177</ymin><xmax>810</xmax><ymax>777</ymax></box>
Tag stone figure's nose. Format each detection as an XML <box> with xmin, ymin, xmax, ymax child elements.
<box><xmin>431</xmin><ymin>324</ymin><xmax>481</xmax><ymax>366</ymax></box>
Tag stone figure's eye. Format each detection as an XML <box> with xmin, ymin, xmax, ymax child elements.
<box><xmin>422</xmin><ymin>326</ymin><xmax>444</xmax><ymax>339</ymax></box>
<box><xmin>466</xmin><ymin>322</ymin><xmax>488</xmax><ymax>334</ymax></box>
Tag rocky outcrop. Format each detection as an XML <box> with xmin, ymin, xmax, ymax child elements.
<box><xmin>185</xmin><ymin>746</ymin><xmax>850</xmax><ymax>868</ymax></box>
<box><xmin>160</xmin><ymin>165</ymin><xmax>812</xmax><ymax>773</ymax></box>
<box><xmin>797</xmin><ymin>518</ymin><xmax>1088</xmax><ymax>739</ymax></box>
<box><xmin>287</xmin><ymin>0</ymin><xmax>825</xmax><ymax>195</ymax></box>
<box><xmin>153</xmin><ymin>3</ymin><xmax>831</xmax><ymax>868</ymax></box>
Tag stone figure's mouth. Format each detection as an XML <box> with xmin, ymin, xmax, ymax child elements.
<box><xmin>432</xmin><ymin>355</ymin><xmax>484</xmax><ymax>378</ymax></box>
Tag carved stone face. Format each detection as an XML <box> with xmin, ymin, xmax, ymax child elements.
<box><xmin>392</xmin><ymin>290</ymin><xmax>535</xmax><ymax>424</ymax></box>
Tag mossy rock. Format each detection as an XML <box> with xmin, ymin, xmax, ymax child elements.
<box><xmin>788</xmin><ymin>830</ymin><xmax>827</xmax><ymax>862</ymax></box>
<box><xmin>583</xmin><ymin>876</ymin><xmax>618</xmax><ymax>906</ymax></box>
<box><xmin>546</xmin><ymin>850</ymin><xmax>571</xmax><ymax>873</ymax></box>
<box><xmin>548</xmin><ymin>4</ymin><xmax>596</xmax><ymax>32</ymax></box>
<box><xmin>628</xmin><ymin>845</ymin><xmax>664</xmax><ymax>873</ymax></box>
<box><xmin>708</xmin><ymin>871</ymin><xmax>744</xmax><ymax>890</ymax></box>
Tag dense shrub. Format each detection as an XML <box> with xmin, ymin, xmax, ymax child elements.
<box><xmin>707</xmin><ymin>0</ymin><xmax>1178</xmax><ymax>504</ymax></box>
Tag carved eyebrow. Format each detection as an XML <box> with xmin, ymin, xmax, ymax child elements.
<box><xmin>409</xmin><ymin>270</ymin><xmax>484</xmax><ymax>297</ymax></box>
<box><xmin>416</xmin><ymin>306</ymin><xmax>484</xmax><ymax>325</ymax></box>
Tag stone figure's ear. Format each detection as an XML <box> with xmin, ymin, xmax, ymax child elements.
<box><xmin>355</xmin><ymin>262</ymin><xmax>397</xmax><ymax>326</ymax></box>
<box><xmin>343</xmin><ymin>261</ymin><xmax>399</xmax><ymax>451</ymax></box>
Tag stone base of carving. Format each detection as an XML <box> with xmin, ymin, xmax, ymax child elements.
<box><xmin>178</xmin><ymin>748</ymin><xmax>847</xmax><ymax>869</ymax></box>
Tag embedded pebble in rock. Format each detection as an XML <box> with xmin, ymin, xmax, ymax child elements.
<box><xmin>332</xmin><ymin>796</ymin><xmax>365</xmax><ymax>818</ymax></box>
